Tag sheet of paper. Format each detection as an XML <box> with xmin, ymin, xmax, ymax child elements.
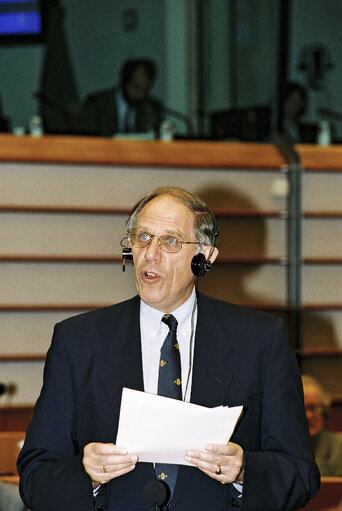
<box><xmin>116</xmin><ymin>387</ymin><xmax>243</xmax><ymax>465</ymax></box>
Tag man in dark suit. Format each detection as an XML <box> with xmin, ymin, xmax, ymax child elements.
<box><xmin>17</xmin><ymin>186</ymin><xmax>320</xmax><ymax>510</ymax></box>
<box><xmin>66</xmin><ymin>58</ymin><xmax>163</xmax><ymax>137</ymax></box>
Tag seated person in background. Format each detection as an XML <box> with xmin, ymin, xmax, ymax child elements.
<box><xmin>279</xmin><ymin>82</ymin><xmax>318</xmax><ymax>144</ymax></box>
<box><xmin>302</xmin><ymin>374</ymin><xmax>342</xmax><ymax>477</ymax></box>
<box><xmin>0</xmin><ymin>480</ymin><xmax>26</xmax><ymax>511</ymax></box>
<box><xmin>68</xmin><ymin>58</ymin><xmax>163</xmax><ymax>137</ymax></box>
<box><xmin>211</xmin><ymin>82</ymin><xmax>316</xmax><ymax>143</ymax></box>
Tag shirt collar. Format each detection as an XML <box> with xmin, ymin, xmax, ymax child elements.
<box><xmin>140</xmin><ymin>287</ymin><xmax>197</xmax><ymax>336</ymax></box>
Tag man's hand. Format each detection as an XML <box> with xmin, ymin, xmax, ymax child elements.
<box><xmin>185</xmin><ymin>442</ymin><xmax>245</xmax><ymax>485</ymax></box>
<box><xmin>83</xmin><ymin>442</ymin><xmax>138</xmax><ymax>486</ymax></box>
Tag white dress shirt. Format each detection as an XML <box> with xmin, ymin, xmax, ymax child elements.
<box><xmin>140</xmin><ymin>287</ymin><xmax>197</xmax><ymax>402</ymax></box>
<box><xmin>115</xmin><ymin>89</ymin><xmax>136</xmax><ymax>133</ymax></box>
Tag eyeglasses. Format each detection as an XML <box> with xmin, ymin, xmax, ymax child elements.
<box><xmin>121</xmin><ymin>231</ymin><xmax>201</xmax><ymax>254</ymax></box>
<box><xmin>305</xmin><ymin>404</ymin><xmax>323</xmax><ymax>414</ymax></box>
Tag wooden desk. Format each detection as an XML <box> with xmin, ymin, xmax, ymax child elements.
<box><xmin>0</xmin><ymin>431</ymin><xmax>25</xmax><ymax>477</ymax></box>
<box><xmin>300</xmin><ymin>477</ymin><xmax>342</xmax><ymax>511</ymax></box>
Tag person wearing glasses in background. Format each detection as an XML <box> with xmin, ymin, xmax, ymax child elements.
<box><xmin>18</xmin><ymin>187</ymin><xmax>319</xmax><ymax>510</ymax></box>
<box><xmin>302</xmin><ymin>374</ymin><xmax>342</xmax><ymax>477</ymax></box>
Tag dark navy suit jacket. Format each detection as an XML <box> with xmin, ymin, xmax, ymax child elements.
<box><xmin>67</xmin><ymin>86</ymin><xmax>163</xmax><ymax>137</ymax></box>
<box><xmin>18</xmin><ymin>293</ymin><xmax>320</xmax><ymax>510</ymax></box>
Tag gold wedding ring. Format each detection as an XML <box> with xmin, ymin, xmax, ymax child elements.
<box><xmin>103</xmin><ymin>465</ymin><xmax>107</xmax><ymax>473</ymax></box>
<box><xmin>215</xmin><ymin>464</ymin><xmax>222</xmax><ymax>475</ymax></box>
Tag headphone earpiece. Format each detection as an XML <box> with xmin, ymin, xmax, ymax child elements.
<box><xmin>122</xmin><ymin>247</ymin><xmax>133</xmax><ymax>272</ymax></box>
<box><xmin>191</xmin><ymin>253</ymin><xmax>212</xmax><ymax>277</ymax></box>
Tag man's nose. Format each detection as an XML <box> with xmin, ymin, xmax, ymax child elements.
<box><xmin>305</xmin><ymin>408</ymin><xmax>314</xmax><ymax>419</ymax></box>
<box><xmin>145</xmin><ymin>236</ymin><xmax>161</xmax><ymax>260</ymax></box>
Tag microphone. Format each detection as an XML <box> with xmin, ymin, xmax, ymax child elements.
<box><xmin>143</xmin><ymin>480</ymin><xmax>169</xmax><ymax>510</ymax></box>
<box><xmin>121</xmin><ymin>247</ymin><xmax>133</xmax><ymax>272</ymax></box>
<box><xmin>0</xmin><ymin>382</ymin><xmax>17</xmax><ymax>397</ymax></box>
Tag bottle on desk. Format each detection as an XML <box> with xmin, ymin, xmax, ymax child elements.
<box><xmin>29</xmin><ymin>115</ymin><xmax>44</xmax><ymax>136</ymax></box>
<box><xmin>317</xmin><ymin>120</ymin><xmax>331</xmax><ymax>146</ymax></box>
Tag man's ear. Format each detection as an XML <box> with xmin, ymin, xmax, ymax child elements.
<box><xmin>202</xmin><ymin>246</ymin><xmax>219</xmax><ymax>264</ymax></box>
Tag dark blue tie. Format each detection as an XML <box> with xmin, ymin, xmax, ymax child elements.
<box><xmin>155</xmin><ymin>314</ymin><xmax>182</xmax><ymax>500</ymax></box>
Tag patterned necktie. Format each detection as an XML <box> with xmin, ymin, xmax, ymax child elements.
<box><xmin>155</xmin><ymin>314</ymin><xmax>182</xmax><ymax>500</ymax></box>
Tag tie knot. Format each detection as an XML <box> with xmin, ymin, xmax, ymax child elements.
<box><xmin>162</xmin><ymin>314</ymin><xmax>178</xmax><ymax>332</ymax></box>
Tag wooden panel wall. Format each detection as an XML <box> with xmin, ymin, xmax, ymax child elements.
<box><xmin>0</xmin><ymin>135</ymin><xmax>341</xmax><ymax>430</ymax></box>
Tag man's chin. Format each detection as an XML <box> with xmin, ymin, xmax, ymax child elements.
<box><xmin>139</xmin><ymin>289</ymin><xmax>164</xmax><ymax>310</ymax></box>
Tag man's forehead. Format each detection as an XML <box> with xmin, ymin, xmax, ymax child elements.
<box><xmin>304</xmin><ymin>384</ymin><xmax>322</xmax><ymax>401</ymax></box>
<box><xmin>139</xmin><ymin>195</ymin><xmax>193</xmax><ymax>218</ymax></box>
<box><xmin>136</xmin><ymin>195</ymin><xmax>195</xmax><ymax>233</ymax></box>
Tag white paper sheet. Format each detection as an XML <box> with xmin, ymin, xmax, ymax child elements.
<box><xmin>116</xmin><ymin>387</ymin><xmax>243</xmax><ymax>465</ymax></box>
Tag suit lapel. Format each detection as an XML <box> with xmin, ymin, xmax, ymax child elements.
<box><xmin>191</xmin><ymin>293</ymin><xmax>234</xmax><ymax>407</ymax></box>
<box><xmin>99</xmin><ymin>297</ymin><xmax>157</xmax><ymax>486</ymax></box>
<box><xmin>99</xmin><ymin>297</ymin><xmax>144</xmax><ymax>432</ymax></box>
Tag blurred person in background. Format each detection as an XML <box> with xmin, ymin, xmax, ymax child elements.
<box><xmin>302</xmin><ymin>374</ymin><xmax>342</xmax><ymax>477</ymax></box>
<box><xmin>67</xmin><ymin>58</ymin><xmax>164</xmax><ymax>137</ymax></box>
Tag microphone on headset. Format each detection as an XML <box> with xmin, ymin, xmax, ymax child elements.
<box><xmin>122</xmin><ymin>247</ymin><xmax>133</xmax><ymax>272</ymax></box>
<box><xmin>120</xmin><ymin>236</ymin><xmax>133</xmax><ymax>272</ymax></box>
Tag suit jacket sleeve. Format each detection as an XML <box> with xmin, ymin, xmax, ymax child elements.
<box><xmin>17</xmin><ymin>323</ymin><xmax>94</xmax><ymax>511</ymax></box>
<box><xmin>237</xmin><ymin>319</ymin><xmax>320</xmax><ymax>510</ymax></box>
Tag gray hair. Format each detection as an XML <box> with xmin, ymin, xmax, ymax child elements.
<box><xmin>302</xmin><ymin>374</ymin><xmax>331</xmax><ymax>418</ymax></box>
<box><xmin>126</xmin><ymin>186</ymin><xmax>218</xmax><ymax>249</ymax></box>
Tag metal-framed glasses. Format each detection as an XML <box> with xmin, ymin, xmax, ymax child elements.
<box><xmin>121</xmin><ymin>230</ymin><xmax>201</xmax><ymax>254</ymax></box>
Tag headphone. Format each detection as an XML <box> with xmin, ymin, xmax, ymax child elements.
<box><xmin>121</xmin><ymin>248</ymin><xmax>212</xmax><ymax>277</ymax></box>
<box><xmin>191</xmin><ymin>253</ymin><xmax>212</xmax><ymax>277</ymax></box>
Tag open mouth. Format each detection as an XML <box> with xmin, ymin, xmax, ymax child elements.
<box><xmin>143</xmin><ymin>271</ymin><xmax>159</xmax><ymax>280</ymax></box>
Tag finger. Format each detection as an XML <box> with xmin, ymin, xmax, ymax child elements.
<box><xmin>185</xmin><ymin>449</ymin><xmax>221</xmax><ymax>473</ymax></box>
<box><xmin>100</xmin><ymin>454</ymin><xmax>139</xmax><ymax>474</ymax></box>
<box><xmin>89</xmin><ymin>442</ymin><xmax>128</xmax><ymax>456</ymax></box>
<box><xmin>185</xmin><ymin>449</ymin><xmax>220</xmax><ymax>464</ymax></box>
<box><xmin>90</xmin><ymin>464</ymin><xmax>137</xmax><ymax>486</ymax></box>
<box><xmin>185</xmin><ymin>448</ymin><xmax>243</xmax><ymax>484</ymax></box>
<box><xmin>205</xmin><ymin>443</ymin><xmax>237</xmax><ymax>456</ymax></box>
<box><xmin>89</xmin><ymin>456</ymin><xmax>138</xmax><ymax>485</ymax></box>
<box><xmin>85</xmin><ymin>444</ymin><xmax>136</xmax><ymax>470</ymax></box>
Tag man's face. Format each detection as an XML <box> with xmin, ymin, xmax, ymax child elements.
<box><xmin>132</xmin><ymin>195</ymin><xmax>197</xmax><ymax>313</ymax></box>
<box><xmin>123</xmin><ymin>65</ymin><xmax>152</xmax><ymax>106</ymax></box>
<box><xmin>303</xmin><ymin>383</ymin><xmax>325</xmax><ymax>437</ymax></box>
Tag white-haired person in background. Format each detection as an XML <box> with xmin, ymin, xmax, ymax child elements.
<box><xmin>302</xmin><ymin>374</ymin><xmax>342</xmax><ymax>477</ymax></box>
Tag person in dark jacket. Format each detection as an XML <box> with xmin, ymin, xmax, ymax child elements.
<box><xmin>18</xmin><ymin>186</ymin><xmax>320</xmax><ymax>511</ymax></box>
